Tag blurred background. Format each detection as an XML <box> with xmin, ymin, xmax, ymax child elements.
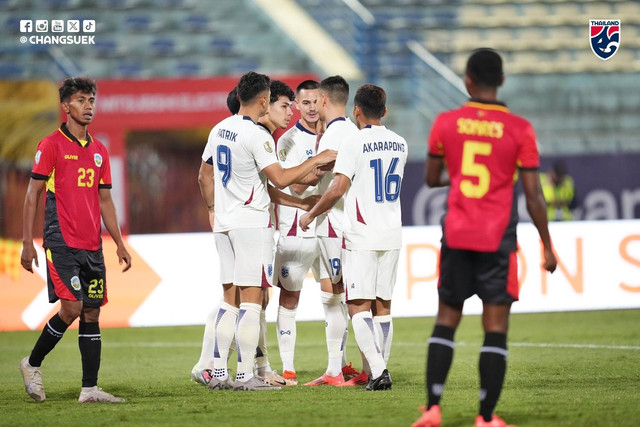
<box><xmin>1</xmin><ymin>0</ymin><xmax>639</xmax><ymax>242</ymax></box>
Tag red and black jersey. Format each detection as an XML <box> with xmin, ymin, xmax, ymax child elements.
<box><xmin>428</xmin><ymin>99</ymin><xmax>539</xmax><ymax>252</ymax></box>
<box><xmin>31</xmin><ymin>123</ymin><xmax>112</xmax><ymax>251</ymax></box>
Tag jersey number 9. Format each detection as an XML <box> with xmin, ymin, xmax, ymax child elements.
<box><xmin>217</xmin><ymin>145</ymin><xmax>232</xmax><ymax>188</ymax></box>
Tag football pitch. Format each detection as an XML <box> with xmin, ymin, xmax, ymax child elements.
<box><xmin>2</xmin><ymin>309</ymin><xmax>639</xmax><ymax>426</ymax></box>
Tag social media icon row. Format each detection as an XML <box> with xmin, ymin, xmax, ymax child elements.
<box><xmin>20</xmin><ymin>20</ymin><xmax>95</xmax><ymax>33</ymax></box>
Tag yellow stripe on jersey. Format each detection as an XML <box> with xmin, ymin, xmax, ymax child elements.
<box><xmin>46</xmin><ymin>248</ymin><xmax>52</xmax><ymax>262</ymax></box>
<box><xmin>46</xmin><ymin>168</ymin><xmax>56</xmax><ymax>193</ymax></box>
<box><xmin>465</xmin><ymin>101</ymin><xmax>510</xmax><ymax>114</ymax></box>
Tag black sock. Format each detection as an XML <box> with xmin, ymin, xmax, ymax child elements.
<box><xmin>29</xmin><ymin>314</ymin><xmax>70</xmax><ymax>367</ymax></box>
<box><xmin>479</xmin><ymin>332</ymin><xmax>508</xmax><ymax>422</ymax></box>
<box><xmin>426</xmin><ymin>324</ymin><xmax>455</xmax><ymax>409</ymax></box>
<box><xmin>78</xmin><ymin>322</ymin><xmax>101</xmax><ymax>388</ymax></box>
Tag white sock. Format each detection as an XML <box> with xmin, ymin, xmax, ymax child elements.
<box><xmin>255</xmin><ymin>309</ymin><xmax>271</xmax><ymax>375</ymax></box>
<box><xmin>235</xmin><ymin>302</ymin><xmax>261</xmax><ymax>382</ymax></box>
<box><xmin>195</xmin><ymin>305</ymin><xmax>219</xmax><ymax>370</ymax></box>
<box><xmin>361</xmin><ymin>349</ymin><xmax>371</xmax><ymax>376</ymax></box>
<box><xmin>276</xmin><ymin>306</ymin><xmax>297</xmax><ymax>373</ymax></box>
<box><xmin>352</xmin><ymin>311</ymin><xmax>385</xmax><ymax>379</ymax></box>
<box><xmin>322</xmin><ymin>291</ymin><xmax>346</xmax><ymax>376</ymax></box>
<box><xmin>373</xmin><ymin>314</ymin><xmax>393</xmax><ymax>365</ymax></box>
<box><xmin>213</xmin><ymin>302</ymin><xmax>238</xmax><ymax>379</ymax></box>
<box><xmin>340</xmin><ymin>294</ymin><xmax>349</xmax><ymax>368</ymax></box>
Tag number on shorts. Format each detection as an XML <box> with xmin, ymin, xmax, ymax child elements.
<box><xmin>88</xmin><ymin>278</ymin><xmax>104</xmax><ymax>296</ymax></box>
<box><xmin>369</xmin><ymin>157</ymin><xmax>401</xmax><ymax>203</ymax></box>
<box><xmin>217</xmin><ymin>145</ymin><xmax>232</xmax><ymax>188</ymax></box>
<box><xmin>330</xmin><ymin>257</ymin><xmax>341</xmax><ymax>276</ymax></box>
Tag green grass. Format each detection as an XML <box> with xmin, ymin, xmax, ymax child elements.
<box><xmin>2</xmin><ymin>310</ymin><xmax>639</xmax><ymax>426</ymax></box>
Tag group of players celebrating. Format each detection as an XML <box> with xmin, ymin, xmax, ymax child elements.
<box><xmin>192</xmin><ymin>72</ymin><xmax>406</xmax><ymax>392</ymax></box>
<box><xmin>19</xmin><ymin>48</ymin><xmax>556</xmax><ymax>427</ymax></box>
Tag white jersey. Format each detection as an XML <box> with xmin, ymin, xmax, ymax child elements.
<box><xmin>315</xmin><ymin>117</ymin><xmax>359</xmax><ymax>238</ymax></box>
<box><xmin>333</xmin><ymin>124</ymin><xmax>408</xmax><ymax>250</ymax></box>
<box><xmin>201</xmin><ymin>114</ymin><xmax>278</xmax><ymax>232</ymax></box>
<box><xmin>276</xmin><ymin>121</ymin><xmax>318</xmax><ymax>237</ymax></box>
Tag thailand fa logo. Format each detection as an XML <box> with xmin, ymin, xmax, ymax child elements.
<box><xmin>590</xmin><ymin>20</ymin><xmax>620</xmax><ymax>60</ymax></box>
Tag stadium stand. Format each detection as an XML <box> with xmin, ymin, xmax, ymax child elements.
<box><xmin>0</xmin><ymin>0</ymin><xmax>637</xmax><ymax>156</ymax></box>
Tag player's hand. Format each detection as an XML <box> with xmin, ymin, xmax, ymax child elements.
<box><xmin>117</xmin><ymin>244</ymin><xmax>132</xmax><ymax>272</ymax></box>
<box><xmin>299</xmin><ymin>213</ymin><xmax>313</xmax><ymax>231</ymax></box>
<box><xmin>300</xmin><ymin>195</ymin><xmax>321</xmax><ymax>212</ymax></box>
<box><xmin>543</xmin><ymin>247</ymin><xmax>557</xmax><ymax>273</ymax></box>
<box><xmin>208</xmin><ymin>210</ymin><xmax>215</xmax><ymax>231</ymax></box>
<box><xmin>315</xmin><ymin>149</ymin><xmax>337</xmax><ymax>167</ymax></box>
<box><xmin>20</xmin><ymin>241</ymin><xmax>38</xmax><ymax>273</ymax></box>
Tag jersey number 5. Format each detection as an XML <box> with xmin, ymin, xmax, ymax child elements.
<box><xmin>460</xmin><ymin>141</ymin><xmax>491</xmax><ymax>199</ymax></box>
<box><xmin>370</xmin><ymin>157</ymin><xmax>401</xmax><ymax>203</ymax></box>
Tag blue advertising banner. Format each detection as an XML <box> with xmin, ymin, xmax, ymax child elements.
<box><xmin>402</xmin><ymin>153</ymin><xmax>640</xmax><ymax>226</ymax></box>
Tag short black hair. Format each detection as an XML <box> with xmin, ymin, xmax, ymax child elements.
<box><xmin>227</xmin><ymin>87</ymin><xmax>240</xmax><ymax>115</ymax></box>
<box><xmin>296</xmin><ymin>79</ymin><xmax>319</xmax><ymax>95</ymax></box>
<box><xmin>354</xmin><ymin>84</ymin><xmax>386</xmax><ymax>119</ymax></box>
<box><xmin>466</xmin><ymin>48</ymin><xmax>503</xmax><ymax>88</ymax></box>
<box><xmin>269</xmin><ymin>80</ymin><xmax>294</xmax><ymax>104</ymax></box>
<box><xmin>237</xmin><ymin>71</ymin><xmax>270</xmax><ymax>104</ymax></box>
<box><xmin>59</xmin><ymin>77</ymin><xmax>96</xmax><ymax>102</ymax></box>
<box><xmin>319</xmin><ymin>75</ymin><xmax>349</xmax><ymax>106</ymax></box>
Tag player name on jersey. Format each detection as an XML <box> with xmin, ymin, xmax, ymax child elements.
<box><xmin>362</xmin><ymin>140</ymin><xmax>406</xmax><ymax>153</ymax></box>
<box><xmin>216</xmin><ymin>128</ymin><xmax>238</xmax><ymax>142</ymax></box>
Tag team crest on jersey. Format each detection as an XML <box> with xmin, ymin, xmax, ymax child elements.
<box><xmin>590</xmin><ymin>20</ymin><xmax>620</xmax><ymax>60</ymax></box>
<box><xmin>94</xmin><ymin>153</ymin><xmax>103</xmax><ymax>167</ymax></box>
<box><xmin>70</xmin><ymin>276</ymin><xmax>81</xmax><ymax>291</ymax></box>
<box><xmin>278</xmin><ymin>149</ymin><xmax>287</xmax><ymax>161</ymax></box>
<box><xmin>281</xmin><ymin>266</ymin><xmax>290</xmax><ymax>278</ymax></box>
<box><xmin>35</xmin><ymin>150</ymin><xmax>42</xmax><ymax>164</ymax></box>
<box><xmin>263</xmin><ymin>141</ymin><xmax>274</xmax><ymax>153</ymax></box>
<box><xmin>267</xmin><ymin>264</ymin><xmax>273</xmax><ymax>277</ymax></box>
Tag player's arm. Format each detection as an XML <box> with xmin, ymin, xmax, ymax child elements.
<box><xmin>99</xmin><ymin>188</ymin><xmax>132</xmax><ymax>272</ymax></box>
<box><xmin>521</xmin><ymin>169</ymin><xmax>557</xmax><ymax>273</ymax></box>
<box><xmin>262</xmin><ymin>149</ymin><xmax>336</xmax><ymax>190</ymax></box>
<box><xmin>20</xmin><ymin>178</ymin><xmax>46</xmax><ymax>273</ymax></box>
<box><xmin>299</xmin><ymin>173</ymin><xmax>349</xmax><ymax>231</ymax></box>
<box><xmin>267</xmin><ymin>184</ymin><xmax>320</xmax><ymax>212</ymax></box>
<box><xmin>197</xmin><ymin>160</ymin><xmax>215</xmax><ymax>231</ymax></box>
<box><xmin>425</xmin><ymin>154</ymin><xmax>448</xmax><ymax>187</ymax></box>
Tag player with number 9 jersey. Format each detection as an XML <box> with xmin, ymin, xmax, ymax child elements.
<box><xmin>428</xmin><ymin>100</ymin><xmax>539</xmax><ymax>253</ymax></box>
<box><xmin>202</xmin><ymin>114</ymin><xmax>278</xmax><ymax>232</ymax></box>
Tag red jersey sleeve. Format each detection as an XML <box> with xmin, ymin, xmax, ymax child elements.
<box><xmin>97</xmin><ymin>145</ymin><xmax>112</xmax><ymax>189</ymax></box>
<box><xmin>427</xmin><ymin>115</ymin><xmax>445</xmax><ymax>157</ymax></box>
<box><xmin>517</xmin><ymin>122</ymin><xmax>539</xmax><ymax>169</ymax></box>
<box><xmin>31</xmin><ymin>138</ymin><xmax>57</xmax><ymax>179</ymax></box>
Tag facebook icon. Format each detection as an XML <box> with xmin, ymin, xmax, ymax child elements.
<box><xmin>20</xmin><ymin>20</ymin><xmax>32</xmax><ymax>32</ymax></box>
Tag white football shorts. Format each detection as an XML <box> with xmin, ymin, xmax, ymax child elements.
<box><xmin>214</xmin><ymin>227</ymin><xmax>275</xmax><ymax>287</ymax></box>
<box><xmin>317</xmin><ymin>235</ymin><xmax>343</xmax><ymax>285</ymax></box>
<box><xmin>274</xmin><ymin>236</ymin><xmax>321</xmax><ymax>292</ymax></box>
<box><xmin>343</xmin><ymin>249</ymin><xmax>400</xmax><ymax>301</ymax></box>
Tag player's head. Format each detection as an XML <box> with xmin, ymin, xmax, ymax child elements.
<box><xmin>318</xmin><ymin>75</ymin><xmax>349</xmax><ymax>121</ymax></box>
<box><xmin>295</xmin><ymin>80</ymin><xmax>319</xmax><ymax>126</ymax></box>
<box><xmin>267</xmin><ymin>80</ymin><xmax>294</xmax><ymax>129</ymax></box>
<box><xmin>237</xmin><ymin>71</ymin><xmax>270</xmax><ymax>115</ymax></box>
<box><xmin>551</xmin><ymin>160</ymin><xmax>567</xmax><ymax>184</ymax></box>
<box><xmin>353</xmin><ymin>83</ymin><xmax>387</xmax><ymax>129</ymax></box>
<box><xmin>59</xmin><ymin>77</ymin><xmax>97</xmax><ymax>126</ymax></box>
<box><xmin>227</xmin><ymin>87</ymin><xmax>240</xmax><ymax>115</ymax></box>
<box><xmin>465</xmin><ymin>48</ymin><xmax>504</xmax><ymax>91</ymax></box>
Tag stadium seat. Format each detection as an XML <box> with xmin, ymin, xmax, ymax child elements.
<box><xmin>0</xmin><ymin>62</ymin><xmax>25</xmax><ymax>79</ymax></box>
